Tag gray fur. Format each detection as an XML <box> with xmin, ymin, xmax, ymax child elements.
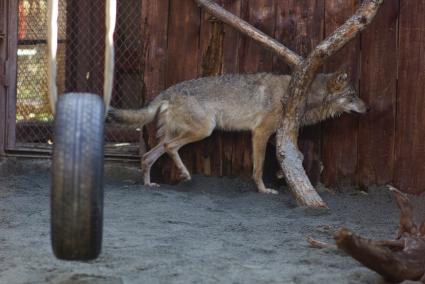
<box><xmin>108</xmin><ymin>72</ymin><xmax>367</xmax><ymax>193</ymax></box>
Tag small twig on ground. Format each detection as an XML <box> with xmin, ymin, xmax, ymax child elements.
<box><xmin>307</xmin><ymin>236</ymin><xmax>336</xmax><ymax>249</ymax></box>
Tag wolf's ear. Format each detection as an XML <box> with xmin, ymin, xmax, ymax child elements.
<box><xmin>327</xmin><ymin>70</ymin><xmax>349</xmax><ymax>90</ymax></box>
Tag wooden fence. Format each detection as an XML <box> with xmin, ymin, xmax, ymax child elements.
<box><xmin>2</xmin><ymin>1</ymin><xmax>424</xmax><ymax>194</ymax></box>
<box><xmin>140</xmin><ymin>0</ymin><xmax>425</xmax><ymax>193</ymax></box>
<box><xmin>140</xmin><ymin>0</ymin><xmax>425</xmax><ymax>194</ymax></box>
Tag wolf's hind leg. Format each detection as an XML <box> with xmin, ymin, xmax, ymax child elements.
<box><xmin>164</xmin><ymin>128</ymin><xmax>213</xmax><ymax>182</ymax></box>
<box><xmin>141</xmin><ymin>142</ymin><xmax>167</xmax><ymax>187</ymax></box>
<box><xmin>252</xmin><ymin>128</ymin><xmax>277</xmax><ymax>195</ymax></box>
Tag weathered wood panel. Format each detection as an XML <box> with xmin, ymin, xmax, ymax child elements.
<box><xmin>141</xmin><ymin>0</ymin><xmax>170</xmax><ymax>148</ymax></box>
<box><xmin>321</xmin><ymin>0</ymin><xmax>360</xmax><ymax>187</ymax></box>
<box><xmin>165</xmin><ymin>0</ymin><xmax>201</xmax><ymax>181</ymax></box>
<box><xmin>197</xmin><ymin>1</ymin><xmax>225</xmax><ymax>176</ymax></box>
<box><xmin>8</xmin><ymin>0</ymin><xmax>425</xmax><ymax>193</ymax></box>
<box><xmin>394</xmin><ymin>1</ymin><xmax>425</xmax><ymax>194</ymax></box>
<box><xmin>230</xmin><ymin>0</ymin><xmax>276</xmax><ymax>177</ymax></box>
<box><xmin>220</xmin><ymin>0</ymin><xmax>242</xmax><ymax>177</ymax></box>
<box><xmin>274</xmin><ymin>0</ymin><xmax>325</xmax><ymax>185</ymax></box>
<box><xmin>357</xmin><ymin>0</ymin><xmax>398</xmax><ymax>187</ymax></box>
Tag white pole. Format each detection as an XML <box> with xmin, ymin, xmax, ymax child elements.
<box><xmin>103</xmin><ymin>0</ymin><xmax>117</xmax><ymax>113</ymax></box>
<box><xmin>47</xmin><ymin>0</ymin><xmax>59</xmax><ymax>114</ymax></box>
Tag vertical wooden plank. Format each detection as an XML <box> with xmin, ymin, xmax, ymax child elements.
<box><xmin>166</xmin><ymin>0</ymin><xmax>201</xmax><ymax>181</ymax></box>
<box><xmin>221</xmin><ymin>0</ymin><xmax>241</xmax><ymax>178</ymax></box>
<box><xmin>274</xmin><ymin>0</ymin><xmax>325</xmax><ymax>185</ymax></box>
<box><xmin>166</xmin><ymin>1</ymin><xmax>200</xmax><ymax>86</ymax></box>
<box><xmin>141</xmin><ymin>0</ymin><xmax>170</xmax><ymax>148</ymax></box>
<box><xmin>395</xmin><ymin>1</ymin><xmax>425</xmax><ymax>194</ymax></box>
<box><xmin>198</xmin><ymin>1</ymin><xmax>225</xmax><ymax>176</ymax></box>
<box><xmin>228</xmin><ymin>0</ymin><xmax>275</xmax><ymax>177</ymax></box>
<box><xmin>140</xmin><ymin>0</ymin><xmax>170</xmax><ymax>182</ymax></box>
<box><xmin>321</xmin><ymin>0</ymin><xmax>360</xmax><ymax>187</ymax></box>
<box><xmin>357</xmin><ymin>0</ymin><xmax>398</xmax><ymax>187</ymax></box>
<box><xmin>239</xmin><ymin>0</ymin><xmax>275</xmax><ymax>73</ymax></box>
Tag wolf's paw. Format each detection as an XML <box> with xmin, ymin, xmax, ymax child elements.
<box><xmin>145</xmin><ymin>182</ymin><xmax>160</xmax><ymax>187</ymax></box>
<box><xmin>179</xmin><ymin>171</ymin><xmax>191</xmax><ymax>182</ymax></box>
<box><xmin>259</xmin><ymin>188</ymin><xmax>279</xmax><ymax>195</ymax></box>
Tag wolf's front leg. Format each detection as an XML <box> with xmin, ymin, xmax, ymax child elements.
<box><xmin>252</xmin><ymin>129</ymin><xmax>278</xmax><ymax>195</ymax></box>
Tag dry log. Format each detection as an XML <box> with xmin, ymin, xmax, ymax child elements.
<box><xmin>334</xmin><ymin>186</ymin><xmax>425</xmax><ymax>283</ymax></box>
<box><xmin>195</xmin><ymin>0</ymin><xmax>384</xmax><ymax>207</ymax></box>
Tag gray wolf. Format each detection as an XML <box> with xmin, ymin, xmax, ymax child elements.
<box><xmin>108</xmin><ymin>71</ymin><xmax>368</xmax><ymax>194</ymax></box>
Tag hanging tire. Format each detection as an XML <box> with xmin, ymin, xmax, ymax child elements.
<box><xmin>51</xmin><ymin>93</ymin><xmax>105</xmax><ymax>260</ymax></box>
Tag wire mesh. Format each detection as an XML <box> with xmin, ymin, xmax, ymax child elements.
<box><xmin>15</xmin><ymin>0</ymin><xmax>144</xmax><ymax>151</ymax></box>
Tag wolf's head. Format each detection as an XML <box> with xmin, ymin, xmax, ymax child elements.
<box><xmin>302</xmin><ymin>71</ymin><xmax>369</xmax><ymax>126</ymax></box>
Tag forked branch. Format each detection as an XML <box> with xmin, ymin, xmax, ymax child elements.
<box><xmin>276</xmin><ymin>0</ymin><xmax>383</xmax><ymax>208</ymax></box>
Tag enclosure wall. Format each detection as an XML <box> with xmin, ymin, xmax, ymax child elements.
<box><xmin>3</xmin><ymin>1</ymin><xmax>425</xmax><ymax>193</ymax></box>
<box><xmin>139</xmin><ymin>0</ymin><xmax>413</xmax><ymax>193</ymax></box>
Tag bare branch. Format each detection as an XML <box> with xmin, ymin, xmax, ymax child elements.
<box><xmin>312</xmin><ymin>0</ymin><xmax>384</xmax><ymax>64</ymax></box>
<box><xmin>195</xmin><ymin>0</ymin><xmax>303</xmax><ymax>70</ymax></box>
<box><xmin>388</xmin><ymin>185</ymin><xmax>418</xmax><ymax>237</ymax></box>
<box><xmin>307</xmin><ymin>236</ymin><xmax>336</xmax><ymax>249</ymax></box>
<box><xmin>335</xmin><ymin>228</ymin><xmax>411</xmax><ymax>282</ymax></box>
<box><xmin>335</xmin><ymin>227</ymin><xmax>425</xmax><ymax>283</ymax></box>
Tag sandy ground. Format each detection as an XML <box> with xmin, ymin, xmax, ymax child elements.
<box><xmin>0</xmin><ymin>158</ymin><xmax>422</xmax><ymax>284</ymax></box>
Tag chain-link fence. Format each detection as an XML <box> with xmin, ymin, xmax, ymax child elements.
<box><xmin>16</xmin><ymin>0</ymin><xmax>144</xmax><ymax>154</ymax></box>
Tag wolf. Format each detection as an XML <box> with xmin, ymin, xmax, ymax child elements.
<box><xmin>108</xmin><ymin>71</ymin><xmax>368</xmax><ymax>194</ymax></box>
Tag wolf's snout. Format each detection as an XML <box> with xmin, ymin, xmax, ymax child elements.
<box><xmin>348</xmin><ymin>100</ymin><xmax>368</xmax><ymax>114</ymax></box>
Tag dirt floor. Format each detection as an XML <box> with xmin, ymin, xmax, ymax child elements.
<box><xmin>0</xmin><ymin>158</ymin><xmax>423</xmax><ymax>284</ymax></box>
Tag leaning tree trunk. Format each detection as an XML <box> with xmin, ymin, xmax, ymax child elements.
<box><xmin>195</xmin><ymin>0</ymin><xmax>384</xmax><ymax>207</ymax></box>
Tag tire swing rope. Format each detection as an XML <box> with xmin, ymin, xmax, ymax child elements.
<box><xmin>47</xmin><ymin>0</ymin><xmax>117</xmax><ymax>114</ymax></box>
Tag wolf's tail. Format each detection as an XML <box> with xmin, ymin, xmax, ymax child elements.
<box><xmin>107</xmin><ymin>99</ymin><xmax>166</xmax><ymax>126</ymax></box>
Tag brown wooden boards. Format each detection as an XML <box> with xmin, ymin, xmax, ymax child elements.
<box><xmin>96</xmin><ymin>1</ymin><xmax>425</xmax><ymax>194</ymax></box>
<box><xmin>357</xmin><ymin>0</ymin><xmax>398</xmax><ymax>187</ymax></box>
<box><xmin>232</xmin><ymin>0</ymin><xmax>276</xmax><ymax>177</ymax></box>
<box><xmin>395</xmin><ymin>1</ymin><xmax>425</xmax><ymax>194</ymax></box>
<box><xmin>141</xmin><ymin>0</ymin><xmax>170</xmax><ymax>147</ymax></box>
<box><xmin>198</xmin><ymin>0</ymin><xmax>225</xmax><ymax>176</ymax></box>
<box><xmin>322</xmin><ymin>0</ymin><xmax>360</xmax><ymax>187</ymax></box>
<box><xmin>274</xmin><ymin>0</ymin><xmax>325</xmax><ymax>185</ymax></box>
<box><xmin>166</xmin><ymin>0</ymin><xmax>201</xmax><ymax>181</ymax></box>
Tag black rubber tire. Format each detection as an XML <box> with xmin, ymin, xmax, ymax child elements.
<box><xmin>51</xmin><ymin>93</ymin><xmax>105</xmax><ymax>260</ymax></box>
